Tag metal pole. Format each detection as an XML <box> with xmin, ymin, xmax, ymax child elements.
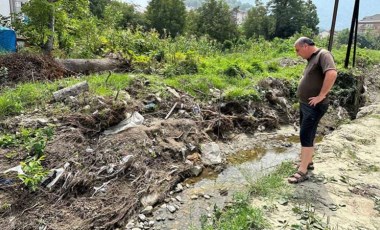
<box><xmin>328</xmin><ymin>0</ymin><xmax>339</xmax><ymax>51</ymax></box>
<box><xmin>353</xmin><ymin>0</ymin><xmax>360</xmax><ymax>67</ymax></box>
<box><xmin>345</xmin><ymin>0</ymin><xmax>360</xmax><ymax>68</ymax></box>
<box><xmin>9</xmin><ymin>0</ymin><xmax>13</xmax><ymax>23</ymax></box>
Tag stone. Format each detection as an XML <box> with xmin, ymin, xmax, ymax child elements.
<box><xmin>138</xmin><ymin>214</ymin><xmax>146</xmax><ymax>221</ymax></box>
<box><xmin>190</xmin><ymin>165</ymin><xmax>203</xmax><ymax>177</ymax></box>
<box><xmin>175</xmin><ymin>183</ymin><xmax>183</xmax><ymax>192</ymax></box>
<box><xmin>167</xmin><ymin>205</ymin><xmax>176</xmax><ymax>213</ymax></box>
<box><xmin>141</xmin><ymin>206</ymin><xmax>153</xmax><ymax>215</ymax></box>
<box><xmin>200</xmin><ymin>142</ymin><xmax>223</xmax><ymax>165</ymax></box>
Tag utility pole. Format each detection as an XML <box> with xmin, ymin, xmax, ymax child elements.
<box><xmin>345</xmin><ymin>0</ymin><xmax>360</xmax><ymax>68</ymax></box>
<box><xmin>328</xmin><ymin>0</ymin><xmax>339</xmax><ymax>51</ymax></box>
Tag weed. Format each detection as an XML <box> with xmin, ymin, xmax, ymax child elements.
<box><xmin>0</xmin><ymin>203</ymin><xmax>11</xmax><ymax>213</ymax></box>
<box><xmin>202</xmin><ymin>193</ymin><xmax>268</xmax><ymax>230</ymax></box>
<box><xmin>267</xmin><ymin>61</ymin><xmax>280</xmax><ymax>72</ymax></box>
<box><xmin>250</xmin><ymin>161</ymin><xmax>294</xmax><ymax>197</ymax></box>
<box><xmin>18</xmin><ymin>156</ymin><xmax>49</xmax><ymax>191</ymax></box>
<box><xmin>0</xmin><ymin>133</ymin><xmax>17</xmax><ymax>148</ymax></box>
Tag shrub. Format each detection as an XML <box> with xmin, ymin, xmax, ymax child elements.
<box><xmin>224</xmin><ymin>64</ymin><xmax>246</xmax><ymax>78</ymax></box>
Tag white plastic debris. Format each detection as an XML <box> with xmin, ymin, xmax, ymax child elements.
<box><xmin>103</xmin><ymin>112</ymin><xmax>144</xmax><ymax>135</ymax></box>
<box><xmin>3</xmin><ymin>165</ymin><xmax>25</xmax><ymax>175</ymax></box>
<box><xmin>46</xmin><ymin>162</ymin><xmax>70</xmax><ymax>189</ymax></box>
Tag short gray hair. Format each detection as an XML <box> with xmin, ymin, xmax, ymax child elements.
<box><xmin>294</xmin><ymin>37</ymin><xmax>315</xmax><ymax>46</ymax></box>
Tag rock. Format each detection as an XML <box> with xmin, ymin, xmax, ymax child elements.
<box><xmin>203</xmin><ymin>194</ymin><xmax>211</xmax><ymax>199</ymax></box>
<box><xmin>175</xmin><ymin>196</ymin><xmax>182</xmax><ymax>202</ymax></box>
<box><xmin>37</xmin><ymin>118</ymin><xmax>49</xmax><ymax>125</ymax></box>
<box><xmin>190</xmin><ymin>165</ymin><xmax>203</xmax><ymax>177</ymax></box>
<box><xmin>141</xmin><ymin>193</ymin><xmax>160</xmax><ymax>207</ymax></box>
<box><xmin>85</xmin><ymin>147</ymin><xmax>94</xmax><ymax>153</ymax></box>
<box><xmin>200</xmin><ymin>142</ymin><xmax>223</xmax><ymax>165</ymax></box>
<box><xmin>175</xmin><ymin>183</ymin><xmax>183</xmax><ymax>192</ymax></box>
<box><xmin>141</xmin><ymin>206</ymin><xmax>153</xmax><ymax>215</ymax></box>
<box><xmin>125</xmin><ymin>221</ymin><xmax>134</xmax><ymax>229</ymax></box>
<box><xmin>156</xmin><ymin>217</ymin><xmax>165</xmax><ymax>221</ymax></box>
<box><xmin>190</xmin><ymin>195</ymin><xmax>198</xmax><ymax>200</ymax></box>
<box><xmin>138</xmin><ymin>214</ymin><xmax>146</xmax><ymax>221</ymax></box>
<box><xmin>167</xmin><ymin>205</ymin><xmax>176</xmax><ymax>213</ymax></box>
<box><xmin>148</xmin><ymin>221</ymin><xmax>155</xmax><ymax>227</ymax></box>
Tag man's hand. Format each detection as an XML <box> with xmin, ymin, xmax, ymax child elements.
<box><xmin>308</xmin><ymin>95</ymin><xmax>325</xmax><ymax>106</ymax></box>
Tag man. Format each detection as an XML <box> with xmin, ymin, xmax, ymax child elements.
<box><xmin>288</xmin><ymin>37</ymin><xmax>337</xmax><ymax>183</ymax></box>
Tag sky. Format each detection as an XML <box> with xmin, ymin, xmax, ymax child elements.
<box><xmin>0</xmin><ymin>0</ymin><xmax>10</xmax><ymax>16</ymax></box>
<box><xmin>1</xmin><ymin>0</ymin><xmax>380</xmax><ymax>30</ymax></box>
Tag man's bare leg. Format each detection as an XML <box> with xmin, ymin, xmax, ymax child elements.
<box><xmin>299</xmin><ymin>146</ymin><xmax>313</xmax><ymax>173</ymax></box>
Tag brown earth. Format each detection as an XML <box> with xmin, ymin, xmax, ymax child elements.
<box><xmin>0</xmin><ymin>55</ymin><xmax>376</xmax><ymax>230</ymax></box>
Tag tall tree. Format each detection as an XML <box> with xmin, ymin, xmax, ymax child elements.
<box><xmin>303</xmin><ymin>0</ymin><xmax>319</xmax><ymax>35</ymax></box>
<box><xmin>145</xmin><ymin>0</ymin><xmax>186</xmax><ymax>37</ymax></box>
<box><xmin>268</xmin><ymin>0</ymin><xmax>319</xmax><ymax>38</ymax></box>
<box><xmin>89</xmin><ymin>0</ymin><xmax>110</xmax><ymax>19</ymax></box>
<box><xmin>103</xmin><ymin>1</ymin><xmax>146</xmax><ymax>29</ymax></box>
<box><xmin>17</xmin><ymin>0</ymin><xmax>92</xmax><ymax>54</ymax></box>
<box><xmin>194</xmin><ymin>0</ymin><xmax>238</xmax><ymax>42</ymax></box>
<box><xmin>243</xmin><ymin>0</ymin><xmax>274</xmax><ymax>39</ymax></box>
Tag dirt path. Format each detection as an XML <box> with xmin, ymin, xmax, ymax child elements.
<box><xmin>252</xmin><ymin>103</ymin><xmax>380</xmax><ymax>229</ymax></box>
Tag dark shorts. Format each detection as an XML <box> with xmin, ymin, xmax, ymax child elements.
<box><xmin>300</xmin><ymin>102</ymin><xmax>328</xmax><ymax>147</ymax></box>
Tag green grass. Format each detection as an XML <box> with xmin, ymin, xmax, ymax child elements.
<box><xmin>1</xmin><ymin>37</ymin><xmax>379</xmax><ymax>119</ymax></box>
<box><xmin>201</xmin><ymin>193</ymin><xmax>268</xmax><ymax>230</ymax></box>
<box><xmin>198</xmin><ymin>162</ymin><xmax>295</xmax><ymax>230</ymax></box>
<box><xmin>0</xmin><ymin>82</ymin><xmax>55</xmax><ymax>117</ymax></box>
<box><xmin>0</xmin><ymin>73</ymin><xmax>134</xmax><ymax>118</ymax></box>
<box><xmin>250</xmin><ymin>161</ymin><xmax>295</xmax><ymax>197</ymax></box>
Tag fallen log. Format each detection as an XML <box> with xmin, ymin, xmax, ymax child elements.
<box><xmin>56</xmin><ymin>58</ymin><xmax>131</xmax><ymax>75</ymax></box>
<box><xmin>53</xmin><ymin>81</ymin><xmax>89</xmax><ymax>101</ymax></box>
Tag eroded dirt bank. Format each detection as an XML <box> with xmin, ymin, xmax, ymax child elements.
<box><xmin>251</xmin><ymin>65</ymin><xmax>380</xmax><ymax>229</ymax></box>
<box><xmin>0</xmin><ymin>60</ymin><xmax>377</xmax><ymax>229</ymax></box>
<box><xmin>253</xmin><ymin>102</ymin><xmax>380</xmax><ymax>229</ymax></box>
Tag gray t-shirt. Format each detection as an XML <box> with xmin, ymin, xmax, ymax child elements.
<box><xmin>297</xmin><ymin>48</ymin><xmax>336</xmax><ymax>104</ymax></box>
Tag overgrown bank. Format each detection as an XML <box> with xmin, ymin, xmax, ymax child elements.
<box><xmin>0</xmin><ymin>39</ymin><xmax>379</xmax><ymax>229</ymax></box>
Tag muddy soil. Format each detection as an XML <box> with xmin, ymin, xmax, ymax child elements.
<box><xmin>0</xmin><ymin>61</ymin><xmax>376</xmax><ymax>230</ymax></box>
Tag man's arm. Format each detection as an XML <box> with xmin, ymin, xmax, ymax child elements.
<box><xmin>308</xmin><ymin>69</ymin><xmax>337</xmax><ymax>106</ymax></box>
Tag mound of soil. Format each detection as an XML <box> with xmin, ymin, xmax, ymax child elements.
<box><xmin>0</xmin><ymin>53</ymin><xmax>67</xmax><ymax>86</ymax></box>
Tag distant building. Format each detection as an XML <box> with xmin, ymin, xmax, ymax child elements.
<box><xmin>232</xmin><ymin>9</ymin><xmax>248</xmax><ymax>25</ymax></box>
<box><xmin>318</xmin><ymin>30</ymin><xmax>331</xmax><ymax>38</ymax></box>
<box><xmin>9</xmin><ymin>0</ymin><xmax>29</xmax><ymax>14</ymax></box>
<box><xmin>358</xmin><ymin>14</ymin><xmax>380</xmax><ymax>35</ymax></box>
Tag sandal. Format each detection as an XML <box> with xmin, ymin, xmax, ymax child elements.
<box><xmin>288</xmin><ymin>171</ymin><xmax>309</xmax><ymax>184</ymax></box>
<box><xmin>293</xmin><ymin>162</ymin><xmax>314</xmax><ymax>170</ymax></box>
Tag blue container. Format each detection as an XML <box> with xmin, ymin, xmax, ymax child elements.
<box><xmin>0</xmin><ymin>27</ymin><xmax>17</xmax><ymax>53</ymax></box>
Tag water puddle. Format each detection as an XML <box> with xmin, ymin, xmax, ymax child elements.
<box><xmin>153</xmin><ymin>127</ymin><xmax>301</xmax><ymax>229</ymax></box>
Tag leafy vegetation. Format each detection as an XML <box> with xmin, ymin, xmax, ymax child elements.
<box><xmin>201</xmin><ymin>193</ymin><xmax>268</xmax><ymax>230</ymax></box>
<box><xmin>250</xmin><ymin>161</ymin><xmax>295</xmax><ymax>197</ymax></box>
<box><xmin>19</xmin><ymin>156</ymin><xmax>49</xmax><ymax>191</ymax></box>
<box><xmin>0</xmin><ymin>127</ymin><xmax>54</xmax><ymax>191</ymax></box>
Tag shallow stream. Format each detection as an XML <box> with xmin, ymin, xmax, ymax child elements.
<box><xmin>152</xmin><ymin>126</ymin><xmax>302</xmax><ymax>229</ymax></box>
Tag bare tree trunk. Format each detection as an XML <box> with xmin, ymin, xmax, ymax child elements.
<box><xmin>43</xmin><ymin>7</ymin><xmax>55</xmax><ymax>55</ymax></box>
<box><xmin>56</xmin><ymin>58</ymin><xmax>131</xmax><ymax>75</ymax></box>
